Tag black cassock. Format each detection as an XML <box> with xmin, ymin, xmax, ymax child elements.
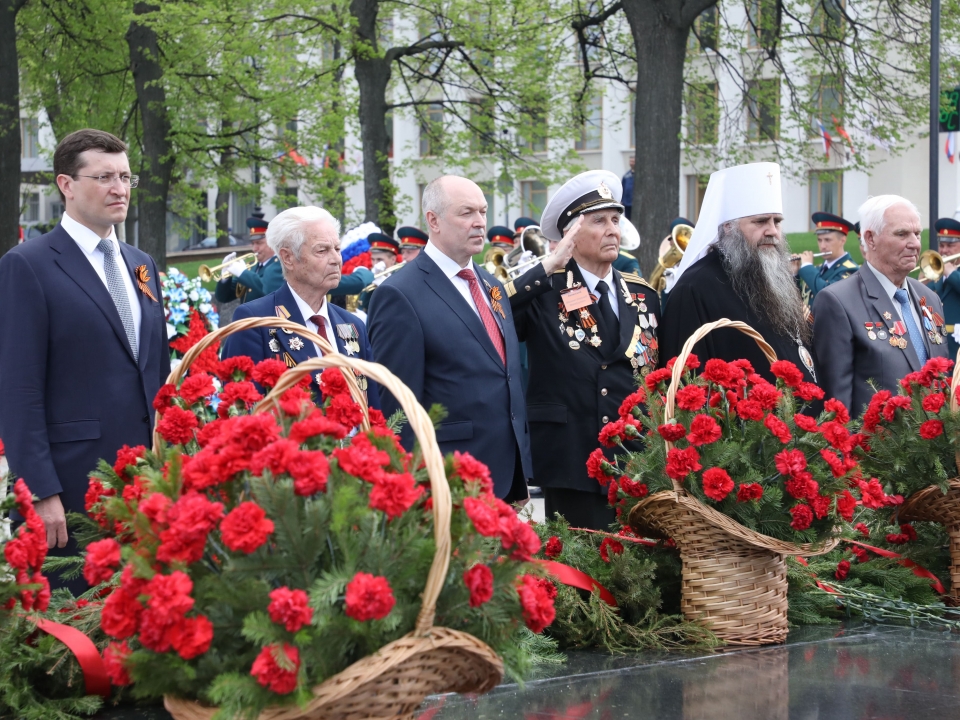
<box><xmin>659</xmin><ymin>249</ymin><xmax>817</xmax><ymax>387</ymax></box>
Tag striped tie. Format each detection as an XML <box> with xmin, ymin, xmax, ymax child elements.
<box><xmin>96</xmin><ymin>239</ymin><xmax>138</xmax><ymax>360</ymax></box>
<box><xmin>456</xmin><ymin>269</ymin><xmax>506</xmax><ymax>365</ymax></box>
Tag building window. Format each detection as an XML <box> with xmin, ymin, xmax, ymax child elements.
<box><xmin>746</xmin><ymin>78</ymin><xmax>780</xmax><ymax>142</ymax></box>
<box><xmin>521</xmin><ymin>181</ymin><xmax>547</xmax><ymax>219</ymax></box>
<box><xmin>519</xmin><ymin>112</ymin><xmax>547</xmax><ymax>153</ymax></box>
<box><xmin>419</xmin><ymin>103</ymin><xmax>443</xmax><ymax>157</ymax></box>
<box><xmin>21</xmin><ymin>192</ymin><xmax>40</xmax><ymax>223</ymax></box>
<box><xmin>809</xmin><ymin>172</ymin><xmax>841</xmax><ymax>220</ymax></box>
<box><xmin>688</xmin><ymin>6</ymin><xmax>719</xmax><ymax>52</ymax></box>
<box><xmin>469</xmin><ymin>98</ymin><xmax>495</xmax><ymax>155</ymax></box>
<box><xmin>686</xmin><ymin>175</ymin><xmax>709</xmax><ymax>223</ymax></box>
<box><xmin>49</xmin><ymin>201</ymin><xmax>64</xmax><ymax>221</ymax></box>
<box><xmin>685</xmin><ymin>83</ymin><xmax>718</xmax><ymax>145</ymax></box>
<box><xmin>811</xmin><ymin>76</ymin><xmax>843</xmax><ymax>138</ymax></box>
<box><xmin>747</xmin><ymin>0</ymin><xmax>777</xmax><ymax>48</ymax></box>
<box><xmin>275</xmin><ymin>186</ymin><xmax>299</xmax><ymax>210</ymax></box>
<box><xmin>575</xmin><ymin>93</ymin><xmax>602</xmax><ymax>151</ymax></box>
<box><xmin>230</xmin><ymin>193</ymin><xmax>258</xmax><ymax>237</ymax></box>
<box><xmin>813</xmin><ymin>0</ymin><xmax>844</xmax><ymax>36</ymax></box>
<box><xmin>20</xmin><ymin>118</ymin><xmax>39</xmax><ymax>159</ymax></box>
<box><xmin>478</xmin><ymin>180</ymin><xmax>496</xmax><ymax>222</ymax></box>
<box><xmin>418</xmin><ymin>183</ymin><xmax>427</xmax><ymax>228</ymax></box>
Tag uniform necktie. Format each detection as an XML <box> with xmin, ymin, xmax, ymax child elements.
<box><xmin>594</xmin><ymin>280</ymin><xmax>618</xmax><ymax>347</ymax></box>
<box><xmin>96</xmin><ymin>239</ymin><xmax>138</xmax><ymax>361</ymax></box>
<box><xmin>818</xmin><ymin>262</ymin><xmax>828</xmax><ymax>277</ymax></box>
<box><xmin>456</xmin><ymin>269</ymin><xmax>506</xmax><ymax>365</ymax></box>
<box><xmin>309</xmin><ymin>315</ymin><xmax>330</xmax><ymax>345</ymax></box>
<box><xmin>893</xmin><ymin>289</ymin><xmax>928</xmax><ymax>365</ymax></box>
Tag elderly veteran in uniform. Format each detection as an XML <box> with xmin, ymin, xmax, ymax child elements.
<box><xmin>507</xmin><ymin>170</ymin><xmax>661</xmax><ymax>529</ymax></box>
<box><xmin>793</xmin><ymin>211</ymin><xmax>859</xmax><ymax>305</ymax></box>
<box><xmin>922</xmin><ymin>217</ymin><xmax>960</xmax><ymax>358</ymax></box>
<box><xmin>660</xmin><ymin>163</ymin><xmax>818</xmax><ymax>386</ymax></box>
<box><xmin>221</xmin><ymin>205</ymin><xmax>380</xmax><ymax>409</ymax></box>
<box><xmin>215</xmin><ymin>215</ymin><xmax>284</xmax><ymax>305</ymax></box>
<box><xmin>397</xmin><ymin>226</ymin><xmax>428</xmax><ymax>263</ymax></box>
<box><xmin>813</xmin><ymin>196</ymin><xmax>949</xmax><ymax>414</ymax></box>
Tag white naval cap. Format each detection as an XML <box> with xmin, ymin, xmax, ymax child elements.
<box><xmin>540</xmin><ymin>170</ymin><xmax>624</xmax><ymax>242</ymax></box>
<box><xmin>671</xmin><ymin>162</ymin><xmax>782</xmax><ymax>287</ymax></box>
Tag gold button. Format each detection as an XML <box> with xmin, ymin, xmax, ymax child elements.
<box><xmin>601</xmin><ymin>388</ymin><xmax>608</xmax><ymax>396</ymax></box>
<box><xmin>601</xmin><ymin>365</ymin><xmax>607</xmax><ymax>370</ymax></box>
<box><xmin>525</xmin><ymin>285</ymin><xmax>531</xmax><ymax>291</ymax></box>
<box><xmin>535</xmin><ymin>280</ymin><xmax>541</xmax><ymax>286</ymax></box>
<box><xmin>601</xmin><ymin>415</ymin><xmax>609</xmax><ymax>423</ymax></box>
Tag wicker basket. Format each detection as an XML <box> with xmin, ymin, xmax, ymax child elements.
<box><xmin>627</xmin><ymin>319</ymin><xmax>837</xmax><ymax>646</ymax></box>
<box><xmin>155</xmin><ymin>317</ymin><xmax>504</xmax><ymax>719</ymax></box>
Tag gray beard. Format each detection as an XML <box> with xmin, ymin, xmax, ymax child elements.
<box><xmin>718</xmin><ymin>225</ymin><xmax>811</xmax><ymax>345</ymax></box>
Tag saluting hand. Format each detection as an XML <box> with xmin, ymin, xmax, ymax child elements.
<box><xmin>541</xmin><ymin>215</ymin><xmax>581</xmax><ymax>275</ymax></box>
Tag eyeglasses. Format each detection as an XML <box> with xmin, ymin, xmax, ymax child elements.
<box><xmin>74</xmin><ymin>173</ymin><xmax>139</xmax><ymax>188</ymax></box>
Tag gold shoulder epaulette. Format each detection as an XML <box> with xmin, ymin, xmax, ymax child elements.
<box><xmin>504</xmin><ymin>280</ymin><xmax>517</xmax><ymax>298</ymax></box>
<box><xmin>619</xmin><ymin>250</ymin><xmax>633</xmax><ymax>258</ymax></box>
<box><xmin>843</xmin><ymin>260</ymin><xmax>857</xmax><ymax>269</ymax></box>
<box><xmin>621</xmin><ymin>272</ymin><xmax>655</xmax><ymax>291</ymax></box>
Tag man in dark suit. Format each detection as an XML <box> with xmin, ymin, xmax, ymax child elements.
<box><xmin>508</xmin><ymin>170</ymin><xmax>661</xmax><ymax>529</ymax></box>
<box><xmin>220</xmin><ymin>206</ymin><xmax>379</xmax><ymax>409</ymax></box>
<box><xmin>214</xmin><ymin>215</ymin><xmax>285</xmax><ymax>305</ymax></box>
<box><xmin>923</xmin><ymin>218</ymin><xmax>960</xmax><ymax>357</ymax></box>
<box><xmin>814</xmin><ymin>195</ymin><xmax>950</xmax><ymax>415</ymax></box>
<box><xmin>0</xmin><ymin>129</ymin><xmax>169</xmax><ymax>590</ymax></box>
<box><xmin>367</xmin><ymin>176</ymin><xmax>531</xmax><ymax>500</ymax></box>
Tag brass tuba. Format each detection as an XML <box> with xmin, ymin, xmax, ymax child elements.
<box><xmin>505</xmin><ymin>225</ymin><xmax>548</xmax><ymax>271</ymax></box>
<box><xmin>648</xmin><ymin>223</ymin><xmax>693</xmax><ymax>292</ymax></box>
<box><xmin>483</xmin><ymin>246</ymin><xmax>510</xmax><ymax>282</ymax></box>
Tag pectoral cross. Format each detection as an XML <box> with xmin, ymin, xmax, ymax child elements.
<box><xmin>766</xmin><ymin>172</ymin><xmax>774</xmax><ymax>185</ymax></box>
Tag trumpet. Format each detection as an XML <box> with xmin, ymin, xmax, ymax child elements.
<box><xmin>910</xmin><ymin>250</ymin><xmax>960</xmax><ymax>282</ymax></box>
<box><xmin>483</xmin><ymin>247</ymin><xmax>510</xmax><ymax>282</ymax></box>
<box><xmin>360</xmin><ymin>262</ymin><xmax>406</xmax><ymax>293</ymax></box>
<box><xmin>197</xmin><ymin>253</ymin><xmax>258</xmax><ymax>282</ymax></box>
<box><xmin>649</xmin><ymin>223</ymin><xmax>693</xmax><ymax>293</ymax></box>
<box><xmin>789</xmin><ymin>251</ymin><xmax>831</xmax><ymax>262</ymax></box>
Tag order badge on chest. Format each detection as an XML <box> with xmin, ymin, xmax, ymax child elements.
<box><xmin>558</xmin><ymin>272</ymin><xmax>602</xmax><ymax>350</ymax></box>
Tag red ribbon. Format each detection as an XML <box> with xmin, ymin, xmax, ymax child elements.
<box><xmin>568</xmin><ymin>526</ymin><xmax>659</xmax><ymax>547</ymax></box>
<box><xmin>32</xmin><ymin>618</ymin><xmax>111</xmax><ymax>697</ymax></box>
<box><xmin>794</xmin><ymin>541</ymin><xmax>947</xmax><ymax>596</ymax></box>
<box><xmin>535</xmin><ymin>560</ymin><xmax>618</xmax><ymax>607</ymax></box>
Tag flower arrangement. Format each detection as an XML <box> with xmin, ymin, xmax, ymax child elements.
<box><xmin>83</xmin><ymin>355</ymin><xmax>555</xmax><ymax>718</ymax></box>
<box><xmin>162</xmin><ymin>267</ymin><xmax>220</xmax><ymax>371</ymax></box>
<box><xmin>592</xmin><ymin>355</ymin><xmax>862</xmax><ymax>545</ymax></box>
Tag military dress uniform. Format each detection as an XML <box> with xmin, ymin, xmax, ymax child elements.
<box><xmin>214</xmin><ymin>215</ymin><xmax>285</xmax><ymax>304</ymax></box>
<box><xmin>796</xmin><ymin>212</ymin><xmax>858</xmax><ymax>306</ymax></box>
<box><xmin>397</xmin><ymin>226</ymin><xmax>428</xmax><ymax>259</ymax></box>
<box><xmin>612</xmin><ymin>250</ymin><xmax>640</xmax><ymax>274</ymax></box>
<box><xmin>487</xmin><ymin>225</ymin><xmax>515</xmax><ymax>252</ymax></box>
<box><xmin>358</xmin><ymin>233</ymin><xmax>402</xmax><ymax>312</ymax></box>
<box><xmin>925</xmin><ymin>218</ymin><xmax>960</xmax><ymax>357</ymax></box>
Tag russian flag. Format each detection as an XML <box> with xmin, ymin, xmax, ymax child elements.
<box><xmin>816</xmin><ymin>119</ymin><xmax>832</xmax><ymax>159</ymax></box>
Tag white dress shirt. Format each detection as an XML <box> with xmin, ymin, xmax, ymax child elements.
<box><xmin>865</xmin><ymin>261</ymin><xmax>923</xmax><ymax>332</ymax></box>
<box><xmin>577</xmin><ymin>264</ymin><xmax>620</xmax><ymax>320</ymax></box>
<box><xmin>288</xmin><ymin>285</ymin><xmax>340</xmax><ymax>357</ymax></box>
<box><xmin>424</xmin><ymin>241</ymin><xmax>495</xmax><ymax>318</ymax></box>
<box><xmin>61</xmin><ymin>211</ymin><xmax>142</xmax><ymax>341</ymax></box>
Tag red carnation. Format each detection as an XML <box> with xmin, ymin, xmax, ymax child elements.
<box><xmin>901</xmin><ymin>523</ymin><xmax>918</xmax><ymax>541</ymax></box>
<box><xmin>319</xmin><ymin>367</ymin><xmax>350</xmax><ymax>398</ymax></box>
<box><xmin>369</xmin><ymin>471</ymin><xmax>423</xmax><ymax>518</ymax></box>
<box><xmin>278</xmin><ymin>386</ymin><xmax>313</xmax><ymax>417</ymax></box>
<box><xmin>835</xmin><ymin>560</ymin><xmax>850</xmax><ymax>580</ymax></box>
<box><xmin>83</xmin><ymin>538</ymin><xmax>121</xmax><ymax>586</ymax></box>
<box><xmin>333</xmin><ymin>433</ymin><xmax>391</xmax><ymax>482</ymax></box>
<box><xmin>922</xmin><ymin>393</ymin><xmax>947</xmax><ymax>413</ymax></box>
<box><xmin>156</xmin><ymin>405</ymin><xmax>199</xmax><ymax>445</ymax></box>
<box><xmin>687</xmin><ymin>414</ymin><xmax>721</xmax><ymax>446</ymax></box>
<box><xmin>795</xmin><ymin>382</ymin><xmax>825</xmax><ymax>402</ymax></box>
<box><xmin>463</xmin><ymin>564</ymin><xmax>494</xmax><ymax>607</ymax></box>
<box><xmin>644</xmin><ymin>368</ymin><xmax>673</xmax><ymax>391</ymax></box>
<box><xmin>217</xmin><ymin>381</ymin><xmax>263</xmax><ymax>417</ymax></box>
<box><xmin>101</xmin><ymin>586</ymin><xmax>143</xmax><ymax>639</ymax></box>
<box><xmin>216</xmin><ymin>355</ymin><xmax>255</xmax><ymax>382</ymax></box>
<box><xmin>103</xmin><ymin>641</ymin><xmax>133</xmax><ymax>686</ymax></box>
<box><xmin>220</xmin><ymin>502</ymin><xmax>274</xmax><ymax>554</ymax></box>
<box><xmin>675</xmin><ymin>385</ymin><xmax>707</xmax><ymax>411</ymax></box>
<box><xmin>820</xmin><ymin>421</ymin><xmax>853</xmax><ymax>452</ymax></box>
<box><xmin>168</xmin><ymin>615</ymin><xmax>215</xmax><ymax>660</ymax></box>
<box><xmin>618</xmin><ymin>389</ymin><xmax>647</xmax><ymax>418</ymax></box>
<box><xmin>344</xmin><ymin>572</ymin><xmax>395</xmax><ymax>621</ymax></box>
<box><xmin>599</xmin><ymin>537</ymin><xmax>624</xmax><ymax>562</ymax></box>
<box><xmin>810</xmin><ymin>494</ymin><xmax>832</xmax><ymax>519</ymax></box>
<box><xmin>736</xmin><ymin>483</ymin><xmax>763</xmax><ymax>502</ymax></box>
<box><xmin>544</xmin><ymin>536</ymin><xmax>563</xmax><ymax>559</ymax></box>
<box><xmin>453</xmin><ymin>451</ymin><xmax>494</xmax><ymax>495</ymax></box>
<box><xmin>586</xmin><ymin>448</ymin><xmax>615</xmax><ymax>486</ymax></box>
<box><xmin>771</xmin><ymin>360</ymin><xmax>804</xmax><ymax>387</ymax></box>
<box><xmin>463</xmin><ymin>496</ymin><xmax>500</xmax><ymax>536</ymax></box>
<box><xmin>852</xmin><ymin>546</ymin><xmax>870</xmax><ymax>563</ymax></box>
<box><xmin>763</xmin><ymin>414</ymin><xmax>791</xmax><ymax>443</ymax></box>
<box><xmin>881</xmin><ymin>396</ymin><xmax>912</xmax><ymax>422</ymax></box>
<box><xmin>252</xmin><ymin>359</ymin><xmax>288</xmax><ymax>389</ymax></box>
<box><xmin>920</xmin><ymin>419</ymin><xmax>944</xmax><ymax>439</ymax></box>
<box><xmin>156</xmin><ymin>492</ymin><xmax>225</xmax><ymax>565</ymax></box>
<box><xmin>823</xmin><ymin>398</ymin><xmax>850</xmax><ymax>424</ymax></box>
<box><xmin>196</xmin><ymin>419</ymin><xmax>226</xmax><ymax>448</ymax></box>
<box><xmin>251</xmin><ymin>643</ymin><xmax>300</xmax><ymax>694</ymax></box>
<box><xmin>785</xmin><ymin>472</ymin><xmax>818</xmax><ymax>501</ymax></box>
<box><xmin>736</xmin><ymin>399</ymin><xmax>764</xmax><ymax>421</ymax></box>
<box><xmin>84</xmin><ymin>479</ymin><xmax>116</xmax><ymax>530</ymax></box>
<box><xmin>853</xmin><ymin>522</ymin><xmax>870</xmax><ymax>537</ymax></box>
<box><xmin>326</xmin><ymin>394</ymin><xmax>365</xmax><ymax>429</ymax></box>
<box><xmin>619</xmin><ymin>476</ymin><xmax>648</xmax><ymax>498</ymax></box>
<box><xmin>775</xmin><ymin>448</ymin><xmax>807</xmax><ymax>477</ymax></box>
<box><xmin>836</xmin><ymin>490</ymin><xmax>856</xmax><ymax>521</ymax></box>
<box><xmin>665</xmin><ymin>447</ymin><xmax>701</xmax><ymax>480</ymax></box>
<box><xmin>701</xmin><ymin>358</ymin><xmax>737</xmax><ymax>387</ymax></box>
<box><xmin>657</xmin><ymin>422</ymin><xmax>687</xmax><ymax>442</ymax></box>
<box><xmin>749</xmin><ymin>382</ymin><xmax>782</xmax><ymax>410</ymax></box>
<box><xmin>789</xmin><ymin>503</ymin><xmax>814</xmax><ymax>530</ymax></box>
<box><xmin>113</xmin><ymin>444</ymin><xmax>146</xmax><ymax>481</ymax></box>
<box><xmin>820</xmin><ymin>449</ymin><xmax>846</xmax><ymax>479</ymax></box>
<box><xmin>179</xmin><ymin>373</ymin><xmax>216</xmax><ymax>405</ymax></box>
<box><xmin>517</xmin><ymin>575</ymin><xmax>556</xmax><ymax>633</ymax></box>
<box><xmin>793</xmin><ymin>414</ymin><xmax>819</xmax><ymax>434</ymax></box>
<box><xmin>268</xmin><ymin>587</ymin><xmax>314</xmax><ymax>632</ymax></box>
<box><xmin>702</xmin><ymin>467</ymin><xmax>734</xmax><ymax>502</ymax></box>
<box><xmin>153</xmin><ymin>383</ymin><xmax>177</xmax><ymax>412</ymax></box>
<box><xmin>501</xmin><ymin>515</ymin><xmax>541</xmax><ymax>561</ymax></box>
<box><xmin>599</xmin><ymin>419</ymin><xmax>627</xmax><ymax>448</ymax></box>
<box><xmin>289</xmin><ymin>411</ymin><xmax>348</xmax><ymax>443</ymax></box>
<box><xmin>857</xmin><ymin>478</ymin><xmax>895</xmax><ymax>510</ymax></box>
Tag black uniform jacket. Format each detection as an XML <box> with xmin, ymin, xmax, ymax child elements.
<box><xmin>658</xmin><ymin>249</ymin><xmax>817</xmax><ymax>386</ymax></box>
<box><xmin>508</xmin><ymin>260</ymin><xmax>661</xmax><ymax>494</ymax></box>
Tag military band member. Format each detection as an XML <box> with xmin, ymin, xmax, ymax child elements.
<box><xmin>658</xmin><ymin>217</ymin><xmax>694</xmax><ymax>302</ymax></box>
<box><xmin>514</xmin><ymin>216</ymin><xmax>538</xmax><ymax>234</ymax></box>
<box><xmin>508</xmin><ymin>170</ymin><xmax>660</xmax><ymax>530</ymax></box>
<box><xmin>214</xmin><ymin>215</ymin><xmax>285</xmax><ymax>304</ymax></box>
<box><xmin>487</xmin><ymin>225</ymin><xmax>516</xmax><ymax>252</ymax></box>
<box><xmin>793</xmin><ymin>211</ymin><xmax>858</xmax><ymax>305</ymax></box>
<box><xmin>661</xmin><ymin>163</ymin><xmax>818</xmax><ymax>387</ymax></box>
<box><xmin>358</xmin><ymin>233</ymin><xmax>401</xmax><ymax>312</ymax></box>
<box><xmin>397</xmin><ymin>226</ymin><xmax>428</xmax><ymax>263</ymax></box>
<box><xmin>221</xmin><ymin>206</ymin><xmax>380</xmax><ymax>408</ymax></box>
<box><xmin>923</xmin><ymin>218</ymin><xmax>960</xmax><ymax>357</ymax></box>
<box><xmin>612</xmin><ymin>215</ymin><xmax>641</xmax><ymax>275</ymax></box>
<box><xmin>813</xmin><ymin>196</ymin><xmax>949</xmax><ymax>414</ymax></box>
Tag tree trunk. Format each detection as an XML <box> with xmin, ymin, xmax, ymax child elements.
<box><xmin>0</xmin><ymin>0</ymin><xmax>26</xmax><ymax>258</ymax></box>
<box><xmin>621</xmin><ymin>1</ymin><xmax>690</xmax><ymax>276</ymax></box>
<box><xmin>215</xmin><ymin>127</ymin><xmax>232</xmax><ymax>248</ymax></box>
<box><xmin>126</xmin><ymin>2</ymin><xmax>172</xmax><ymax>268</ymax></box>
<box><xmin>350</xmin><ymin>0</ymin><xmax>395</xmax><ymax>233</ymax></box>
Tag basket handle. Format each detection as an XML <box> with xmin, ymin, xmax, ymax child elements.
<box><xmin>948</xmin><ymin>349</ymin><xmax>960</xmax><ymax>471</ymax></box>
<box><xmin>257</xmin><ymin>355</ymin><xmax>450</xmax><ymax>638</ymax></box>
<box><xmin>663</xmin><ymin>319</ymin><xmax>778</xmax><ymax>493</ymax></box>
<box><xmin>153</xmin><ymin>316</ymin><xmax>367</xmax><ymax>452</ymax></box>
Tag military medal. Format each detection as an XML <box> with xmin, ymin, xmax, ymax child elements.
<box><xmin>637</xmin><ymin>314</ymin><xmax>649</xmax><ymax>329</ymax></box>
<box><xmin>134</xmin><ymin>265</ymin><xmax>158</xmax><ymax>302</ymax></box>
<box><xmin>587</xmin><ymin>335</ymin><xmax>602</xmax><ymax>347</ymax></box>
<box><xmin>575</xmin><ymin>328</ymin><xmax>586</xmax><ymax>342</ymax></box>
<box><xmin>569</xmin><ymin>340</ymin><xmax>580</xmax><ymax>350</ymax></box>
<box><xmin>289</xmin><ymin>337</ymin><xmax>305</xmax><ymax>351</ymax></box>
<box><xmin>865</xmin><ymin>322</ymin><xmax>876</xmax><ymax>341</ymax></box>
<box><xmin>891</xmin><ymin>321</ymin><xmax>908</xmax><ymax>349</ymax></box>
<box><xmin>275</xmin><ymin>305</ymin><xmax>293</xmax><ymax>333</ymax></box>
<box><xmin>337</xmin><ymin>324</ymin><xmax>361</xmax><ymax>355</ymax></box>
<box><xmin>486</xmin><ymin>283</ymin><xmax>506</xmax><ymax>319</ymax></box>
<box><xmin>269</xmin><ymin>338</ymin><xmax>281</xmax><ymax>353</ymax></box>
<box><xmin>883</xmin><ymin>311</ymin><xmax>893</xmax><ymax>320</ymax></box>
<box><xmin>566</xmin><ymin>327</ymin><xmax>575</xmax><ymax>337</ymax></box>
<box><xmin>877</xmin><ymin>327</ymin><xmax>888</xmax><ymax>340</ymax></box>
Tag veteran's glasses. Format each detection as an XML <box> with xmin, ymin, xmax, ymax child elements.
<box><xmin>74</xmin><ymin>173</ymin><xmax>139</xmax><ymax>188</ymax></box>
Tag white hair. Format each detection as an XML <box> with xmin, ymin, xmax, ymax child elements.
<box><xmin>421</xmin><ymin>176</ymin><xmax>451</xmax><ymax>220</ymax></box>
<box><xmin>858</xmin><ymin>195</ymin><xmax>920</xmax><ymax>240</ymax></box>
<box><xmin>266</xmin><ymin>206</ymin><xmax>341</xmax><ymax>259</ymax></box>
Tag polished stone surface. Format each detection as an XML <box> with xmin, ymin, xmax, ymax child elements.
<box><xmin>414</xmin><ymin>623</ymin><xmax>960</xmax><ymax>719</ymax></box>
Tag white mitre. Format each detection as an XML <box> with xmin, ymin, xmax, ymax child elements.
<box><xmin>671</xmin><ymin>162</ymin><xmax>783</xmax><ymax>288</ymax></box>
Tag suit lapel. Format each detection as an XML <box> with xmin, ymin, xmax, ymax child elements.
<box><xmin>49</xmin><ymin>227</ymin><xmax>137</xmax><ymax>363</ymax></box>
<box><xmin>273</xmin><ymin>284</ymin><xmax>316</xmax><ymax>365</ymax></box>
<box><xmin>907</xmin><ymin>279</ymin><xmax>937</xmax><ymax>362</ymax></box>
<box><xmin>859</xmin><ymin>267</ymin><xmax>921</xmax><ymax>371</ymax></box>
<box><xmin>118</xmin><ymin>243</ymin><xmax>155</xmax><ymax>370</ymax></box>
<box><xmin>611</xmin><ymin>268</ymin><xmax>638</xmax><ymax>360</ymax></box>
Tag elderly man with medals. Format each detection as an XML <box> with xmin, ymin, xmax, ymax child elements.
<box><xmin>506</xmin><ymin>169</ymin><xmax>661</xmax><ymax>530</ymax></box>
<box><xmin>659</xmin><ymin>163</ymin><xmax>819</xmax><ymax>389</ymax></box>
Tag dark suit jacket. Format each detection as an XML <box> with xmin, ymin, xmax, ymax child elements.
<box><xmin>220</xmin><ymin>283</ymin><xmax>380</xmax><ymax>409</ymax></box>
<box><xmin>812</xmin><ymin>266</ymin><xmax>950</xmax><ymax>415</ymax></box>
<box><xmin>366</xmin><ymin>250</ymin><xmax>532</xmax><ymax>498</ymax></box>
<box><xmin>0</xmin><ymin>224</ymin><xmax>170</xmax><ymax>516</ymax></box>
<box><xmin>508</xmin><ymin>261</ymin><xmax>661</xmax><ymax>494</ymax></box>
<box><xmin>927</xmin><ymin>270</ymin><xmax>960</xmax><ymax>358</ymax></box>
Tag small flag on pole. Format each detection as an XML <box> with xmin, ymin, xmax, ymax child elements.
<box><xmin>946</xmin><ymin>132</ymin><xmax>956</xmax><ymax>164</ymax></box>
<box><xmin>832</xmin><ymin>116</ymin><xmax>856</xmax><ymax>155</ymax></box>
<box><xmin>816</xmin><ymin>119</ymin><xmax>832</xmax><ymax>159</ymax></box>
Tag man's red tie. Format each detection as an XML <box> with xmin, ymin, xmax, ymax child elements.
<box><xmin>309</xmin><ymin>315</ymin><xmax>330</xmax><ymax>346</ymax></box>
<box><xmin>456</xmin><ymin>269</ymin><xmax>506</xmax><ymax>365</ymax></box>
